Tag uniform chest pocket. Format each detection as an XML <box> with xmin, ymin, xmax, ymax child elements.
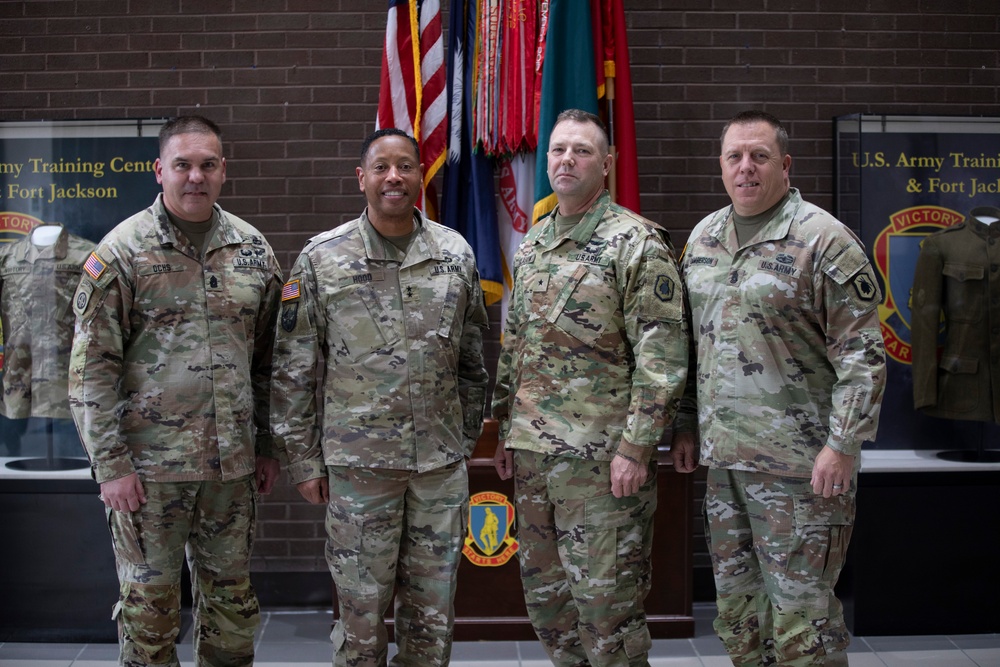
<box><xmin>548</xmin><ymin>263</ymin><xmax>617</xmax><ymax>347</ymax></box>
<box><xmin>326</xmin><ymin>283</ymin><xmax>401</xmax><ymax>362</ymax></box>
<box><xmin>434</xmin><ymin>274</ymin><xmax>469</xmax><ymax>340</ymax></box>
<box><xmin>942</xmin><ymin>262</ymin><xmax>984</xmax><ymax>323</ymax></box>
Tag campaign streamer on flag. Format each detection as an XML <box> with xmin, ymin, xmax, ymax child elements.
<box><xmin>497</xmin><ymin>154</ymin><xmax>533</xmax><ymax>327</ymax></box>
<box><xmin>376</xmin><ymin>0</ymin><xmax>447</xmax><ymax>214</ymax></box>
<box><xmin>441</xmin><ymin>0</ymin><xmax>504</xmax><ymax>306</ymax></box>
<box><xmin>532</xmin><ymin>0</ymin><xmax>601</xmax><ymax>224</ymax></box>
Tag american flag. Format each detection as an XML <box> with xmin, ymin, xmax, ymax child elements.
<box><xmin>376</xmin><ymin>0</ymin><xmax>447</xmax><ymax>211</ymax></box>
<box><xmin>83</xmin><ymin>252</ymin><xmax>106</xmax><ymax>280</ymax></box>
<box><xmin>281</xmin><ymin>279</ymin><xmax>300</xmax><ymax>302</ymax></box>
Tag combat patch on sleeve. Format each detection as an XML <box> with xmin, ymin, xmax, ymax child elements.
<box><xmin>281</xmin><ymin>302</ymin><xmax>298</xmax><ymax>332</ymax></box>
<box><xmin>73</xmin><ymin>279</ymin><xmax>100</xmax><ymax>321</ymax></box>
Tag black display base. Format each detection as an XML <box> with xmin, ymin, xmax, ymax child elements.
<box><xmin>937</xmin><ymin>449</ymin><xmax>1000</xmax><ymax>463</ymax></box>
<box><xmin>5</xmin><ymin>457</ymin><xmax>90</xmax><ymax>471</ymax></box>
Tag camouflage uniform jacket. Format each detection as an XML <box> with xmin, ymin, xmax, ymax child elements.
<box><xmin>492</xmin><ymin>191</ymin><xmax>688</xmax><ymax>466</ymax></box>
<box><xmin>68</xmin><ymin>195</ymin><xmax>283</xmax><ymax>484</ymax></box>
<box><xmin>674</xmin><ymin>188</ymin><xmax>887</xmax><ymax>477</ymax></box>
<box><xmin>271</xmin><ymin>209</ymin><xmax>489</xmax><ymax>483</ymax></box>
<box><xmin>0</xmin><ymin>226</ymin><xmax>94</xmax><ymax>419</ymax></box>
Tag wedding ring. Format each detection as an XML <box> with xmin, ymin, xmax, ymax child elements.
<box><xmin>832</xmin><ymin>484</ymin><xmax>843</xmax><ymax>489</ymax></box>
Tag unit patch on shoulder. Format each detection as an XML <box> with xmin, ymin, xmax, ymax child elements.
<box><xmin>83</xmin><ymin>252</ymin><xmax>107</xmax><ymax>281</ymax></box>
<box><xmin>281</xmin><ymin>279</ymin><xmax>301</xmax><ymax>301</ymax></box>
<box><xmin>852</xmin><ymin>271</ymin><xmax>877</xmax><ymax>301</ymax></box>
<box><xmin>654</xmin><ymin>274</ymin><xmax>675</xmax><ymax>302</ymax></box>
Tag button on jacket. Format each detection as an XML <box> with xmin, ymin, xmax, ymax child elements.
<box><xmin>69</xmin><ymin>195</ymin><xmax>283</xmax><ymax>484</ymax></box>
<box><xmin>912</xmin><ymin>207</ymin><xmax>1000</xmax><ymax>423</ymax></box>
<box><xmin>271</xmin><ymin>210</ymin><xmax>489</xmax><ymax>483</ymax></box>
<box><xmin>675</xmin><ymin>188</ymin><xmax>887</xmax><ymax>477</ymax></box>
<box><xmin>0</xmin><ymin>225</ymin><xmax>94</xmax><ymax>419</ymax></box>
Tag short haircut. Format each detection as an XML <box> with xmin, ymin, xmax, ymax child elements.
<box><xmin>360</xmin><ymin>128</ymin><xmax>420</xmax><ymax>165</ymax></box>
<box><xmin>720</xmin><ymin>110</ymin><xmax>789</xmax><ymax>156</ymax></box>
<box><xmin>552</xmin><ymin>109</ymin><xmax>610</xmax><ymax>155</ymax></box>
<box><xmin>158</xmin><ymin>116</ymin><xmax>222</xmax><ymax>154</ymax></box>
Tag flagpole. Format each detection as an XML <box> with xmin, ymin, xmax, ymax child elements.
<box><xmin>606</xmin><ymin>74</ymin><xmax>617</xmax><ymax>204</ymax></box>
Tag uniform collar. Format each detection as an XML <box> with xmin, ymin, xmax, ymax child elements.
<box><xmin>709</xmin><ymin>187</ymin><xmax>802</xmax><ymax>250</ymax></box>
<box><xmin>358</xmin><ymin>207</ymin><xmax>445</xmax><ymax>267</ymax></box>
<box><xmin>533</xmin><ymin>190</ymin><xmax>612</xmax><ymax>249</ymax></box>
<box><xmin>16</xmin><ymin>224</ymin><xmax>69</xmax><ymax>264</ymax></box>
<box><xmin>151</xmin><ymin>193</ymin><xmax>243</xmax><ymax>252</ymax></box>
<box><xmin>966</xmin><ymin>206</ymin><xmax>1000</xmax><ymax>240</ymax></box>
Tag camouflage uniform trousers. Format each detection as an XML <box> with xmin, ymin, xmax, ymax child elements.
<box><xmin>706</xmin><ymin>468</ymin><xmax>855</xmax><ymax>666</ymax></box>
<box><xmin>107</xmin><ymin>477</ymin><xmax>260</xmax><ymax>667</ymax></box>
<box><xmin>324</xmin><ymin>460</ymin><xmax>469</xmax><ymax>667</ymax></box>
<box><xmin>512</xmin><ymin>450</ymin><xmax>656</xmax><ymax>667</ymax></box>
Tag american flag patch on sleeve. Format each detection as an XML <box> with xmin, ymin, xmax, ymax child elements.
<box><xmin>83</xmin><ymin>252</ymin><xmax>107</xmax><ymax>280</ymax></box>
<box><xmin>281</xmin><ymin>279</ymin><xmax>300</xmax><ymax>301</ymax></box>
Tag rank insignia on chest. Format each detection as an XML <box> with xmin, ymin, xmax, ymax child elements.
<box><xmin>654</xmin><ymin>274</ymin><xmax>675</xmax><ymax>302</ymax></box>
<box><xmin>83</xmin><ymin>252</ymin><xmax>106</xmax><ymax>280</ymax></box>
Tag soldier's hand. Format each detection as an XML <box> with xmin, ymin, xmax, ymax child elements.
<box><xmin>811</xmin><ymin>446</ymin><xmax>854</xmax><ymax>498</ymax></box>
<box><xmin>100</xmin><ymin>473</ymin><xmax>146</xmax><ymax>513</ymax></box>
<box><xmin>296</xmin><ymin>477</ymin><xmax>329</xmax><ymax>505</ymax></box>
<box><xmin>611</xmin><ymin>454</ymin><xmax>647</xmax><ymax>498</ymax></box>
<box><xmin>494</xmin><ymin>440</ymin><xmax>514</xmax><ymax>480</ymax></box>
<box><xmin>255</xmin><ymin>456</ymin><xmax>281</xmax><ymax>494</ymax></box>
<box><xmin>669</xmin><ymin>431</ymin><xmax>699</xmax><ymax>473</ymax></box>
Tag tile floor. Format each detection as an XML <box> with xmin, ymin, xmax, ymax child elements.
<box><xmin>0</xmin><ymin>603</ymin><xmax>997</xmax><ymax>666</ymax></box>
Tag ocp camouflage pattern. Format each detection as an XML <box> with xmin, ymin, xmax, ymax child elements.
<box><xmin>270</xmin><ymin>209</ymin><xmax>489</xmax><ymax>483</ymax></box>
<box><xmin>675</xmin><ymin>188</ymin><xmax>887</xmax><ymax>476</ymax></box>
<box><xmin>68</xmin><ymin>194</ymin><xmax>283</xmax><ymax>484</ymax></box>
<box><xmin>0</xmin><ymin>226</ymin><xmax>94</xmax><ymax>419</ymax></box>
<box><xmin>492</xmin><ymin>191</ymin><xmax>688</xmax><ymax>466</ymax></box>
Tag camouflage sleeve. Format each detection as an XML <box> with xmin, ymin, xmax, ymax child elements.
<box><xmin>491</xmin><ymin>267</ymin><xmax>524</xmax><ymax>442</ymax></box>
<box><xmin>457</xmin><ymin>266</ymin><xmax>489</xmax><ymax>455</ymax></box>
<box><xmin>270</xmin><ymin>251</ymin><xmax>326</xmax><ymax>485</ymax></box>
<box><xmin>617</xmin><ymin>233</ymin><xmax>689</xmax><ymax>465</ymax></box>
<box><xmin>819</xmin><ymin>239</ymin><xmax>887</xmax><ymax>456</ymax></box>
<box><xmin>68</xmin><ymin>251</ymin><xmax>136</xmax><ymax>483</ymax></box>
<box><xmin>252</xmin><ymin>258</ymin><xmax>283</xmax><ymax>460</ymax></box>
<box><xmin>671</xmin><ymin>284</ymin><xmax>699</xmax><ymax>436</ymax></box>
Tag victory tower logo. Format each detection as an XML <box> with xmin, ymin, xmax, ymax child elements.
<box><xmin>462</xmin><ymin>491</ymin><xmax>518</xmax><ymax>567</ymax></box>
<box><xmin>872</xmin><ymin>205</ymin><xmax>963</xmax><ymax>364</ymax></box>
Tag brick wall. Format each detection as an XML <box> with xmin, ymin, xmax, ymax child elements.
<box><xmin>3</xmin><ymin>1</ymin><xmax>998</xmax><ymax>597</ymax></box>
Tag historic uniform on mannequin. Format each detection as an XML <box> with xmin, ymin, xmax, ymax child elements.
<box><xmin>0</xmin><ymin>223</ymin><xmax>94</xmax><ymax>460</ymax></box>
<box><xmin>911</xmin><ymin>205</ymin><xmax>1000</xmax><ymax>424</ymax></box>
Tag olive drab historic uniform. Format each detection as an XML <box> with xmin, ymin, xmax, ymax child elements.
<box><xmin>68</xmin><ymin>194</ymin><xmax>283</xmax><ymax>667</ymax></box>
<box><xmin>911</xmin><ymin>206</ymin><xmax>1000</xmax><ymax>423</ymax></box>
<box><xmin>676</xmin><ymin>187</ymin><xmax>887</xmax><ymax>666</ymax></box>
<box><xmin>271</xmin><ymin>209</ymin><xmax>489</xmax><ymax>667</ymax></box>
<box><xmin>0</xmin><ymin>225</ymin><xmax>94</xmax><ymax>419</ymax></box>
<box><xmin>492</xmin><ymin>191</ymin><xmax>688</xmax><ymax>667</ymax></box>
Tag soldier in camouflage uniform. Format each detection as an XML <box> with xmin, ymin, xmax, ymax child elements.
<box><xmin>68</xmin><ymin>116</ymin><xmax>283</xmax><ymax>667</ymax></box>
<box><xmin>0</xmin><ymin>224</ymin><xmax>93</xmax><ymax>421</ymax></box>
<box><xmin>492</xmin><ymin>109</ymin><xmax>688</xmax><ymax>667</ymax></box>
<box><xmin>670</xmin><ymin>111</ymin><xmax>887</xmax><ymax>666</ymax></box>
<box><xmin>270</xmin><ymin>128</ymin><xmax>489</xmax><ymax>667</ymax></box>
